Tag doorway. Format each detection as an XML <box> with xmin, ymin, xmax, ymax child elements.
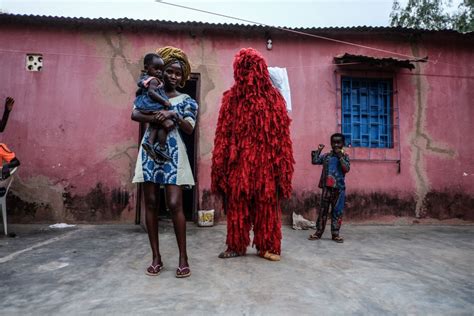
<box><xmin>136</xmin><ymin>73</ymin><xmax>200</xmax><ymax>224</ymax></box>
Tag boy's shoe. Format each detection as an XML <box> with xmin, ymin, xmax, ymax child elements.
<box><xmin>142</xmin><ymin>142</ymin><xmax>159</xmax><ymax>161</ymax></box>
<box><xmin>332</xmin><ymin>235</ymin><xmax>344</xmax><ymax>243</ymax></box>
<box><xmin>154</xmin><ymin>143</ymin><xmax>171</xmax><ymax>161</ymax></box>
<box><xmin>308</xmin><ymin>231</ymin><xmax>323</xmax><ymax>240</ymax></box>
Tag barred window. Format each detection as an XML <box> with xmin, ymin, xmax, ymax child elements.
<box><xmin>341</xmin><ymin>77</ymin><xmax>393</xmax><ymax>148</ymax></box>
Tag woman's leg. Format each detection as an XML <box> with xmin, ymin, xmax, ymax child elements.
<box><xmin>143</xmin><ymin>182</ymin><xmax>162</xmax><ymax>266</ymax></box>
<box><xmin>165</xmin><ymin>185</ymin><xmax>188</xmax><ymax>268</ymax></box>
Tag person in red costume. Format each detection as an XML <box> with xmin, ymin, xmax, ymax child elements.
<box><xmin>211</xmin><ymin>48</ymin><xmax>294</xmax><ymax>261</ymax></box>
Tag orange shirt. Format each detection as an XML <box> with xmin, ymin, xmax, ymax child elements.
<box><xmin>0</xmin><ymin>143</ymin><xmax>16</xmax><ymax>163</ymax></box>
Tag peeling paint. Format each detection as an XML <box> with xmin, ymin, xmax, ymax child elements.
<box><xmin>410</xmin><ymin>42</ymin><xmax>457</xmax><ymax>218</ymax></box>
<box><xmin>102</xmin><ymin>140</ymin><xmax>138</xmax><ymax>186</ymax></box>
<box><xmin>8</xmin><ymin>175</ymin><xmax>66</xmax><ymax>222</ymax></box>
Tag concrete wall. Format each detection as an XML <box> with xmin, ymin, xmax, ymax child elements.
<box><xmin>1</xmin><ymin>21</ymin><xmax>473</xmax><ymax>223</ymax></box>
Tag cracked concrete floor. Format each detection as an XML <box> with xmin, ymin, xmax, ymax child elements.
<box><xmin>0</xmin><ymin>223</ymin><xmax>473</xmax><ymax>315</ymax></box>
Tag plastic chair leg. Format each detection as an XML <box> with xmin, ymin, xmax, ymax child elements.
<box><xmin>1</xmin><ymin>198</ymin><xmax>7</xmax><ymax>235</ymax></box>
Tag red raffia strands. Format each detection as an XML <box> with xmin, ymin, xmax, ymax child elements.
<box><xmin>211</xmin><ymin>48</ymin><xmax>295</xmax><ymax>255</ymax></box>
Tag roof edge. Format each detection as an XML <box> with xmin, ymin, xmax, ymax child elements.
<box><xmin>0</xmin><ymin>13</ymin><xmax>471</xmax><ymax>36</ymax></box>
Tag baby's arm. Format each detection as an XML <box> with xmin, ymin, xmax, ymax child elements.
<box><xmin>311</xmin><ymin>144</ymin><xmax>325</xmax><ymax>165</ymax></box>
<box><xmin>148</xmin><ymin>79</ymin><xmax>171</xmax><ymax>107</ymax></box>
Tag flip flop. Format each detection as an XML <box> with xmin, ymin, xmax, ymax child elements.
<box><xmin>332</xmin><ymin>235</ymin><xmax>344</xmax><ymax>243</ymax></box>
<box><xmin>153</xmin><ymin>143</ymin><xmax>172</xmax><ymax>161</ymax></box>
<box><xmin>262</xmin><ymin>251</ymin><xmax>281</xmax><ymax>261</ymax></box>
<box><xmin>142</xmin><ymin>142</ymin><xmax>160</xmax><ymax>163</ymax></box>
<box><xmin>218</xmin><ymin>251</ymin><xmax>242</xmax><ymax>259</ymax></box>
<box><xmin>176</xmin><ymin>266</ymin><xmax>191</xmax><ymax>278</ymax></box>
<box><xmin>308</xmin><ymin>232</ymin><xmax>322</xmax><ymax>240</ymax></box>
<box><xmin>145</xmin><ymin>263</ymin><xmax>163</xmax><ymax>276</ymax></box>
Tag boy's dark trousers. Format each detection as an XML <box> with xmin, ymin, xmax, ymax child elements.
<box><xmin>316</xmin><ymin>187</ymin><xmax>345</xmax><ymax>237</ymax></box>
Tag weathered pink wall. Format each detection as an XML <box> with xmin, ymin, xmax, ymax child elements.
<box><xmin>1</xmin><ymin>20</ymin><xmax>472</xmax><ymax>223</ymax></box>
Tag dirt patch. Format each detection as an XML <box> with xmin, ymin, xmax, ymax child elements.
<box><xmin>421</xmin><ymin>190</ymin><xmax>474</xmax><ymax>221</ymax></box>
<box><xmin>6</xmin><ymin>193</ymin><xmax>55</xmax><ymax>223</ymax></box>
<box><xmin>344</xmin><ymin>192</ymin><xmax>415</xmax><ymax>220</ymax></box>
<box><xmin>63</xmin><ymin>183</ymin><xmax>131</xmax><ymax>222</ymax></box>
<box><xmin>201</xmin><ymin>189</ymin><xmax>473</xmax><ymax>224</ymax></box>
<box><xmin>281</xmin><ymin>191</ymin><xmax>319</xmax><ymax>223</ymax></box>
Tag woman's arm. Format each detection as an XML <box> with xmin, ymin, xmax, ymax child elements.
<box><xmin>175</xmin><ymin>116</ymin><xmax>194</xmax><ymax>135</ymax></box>
<box><xmin>175</xmin><ymin>97</ymin><xmax>198</xmax><ymax>135</ymax></box>
<box><xmin>131</xmin><ymin>109</ymin><xmax>163</xmax><ymax>124</ymax></box>
<box><xmin>131</xmin><ymin>109</ymin><xmax>178</xmax><ymax>133</ymax></box>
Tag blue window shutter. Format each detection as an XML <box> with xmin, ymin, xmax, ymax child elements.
<box><xmin>341</xmin><ymin>77</ymin><xmax>393</xmax><ymax>148</ymax></box>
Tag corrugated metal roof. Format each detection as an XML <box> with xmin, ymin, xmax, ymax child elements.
<box><xmin>0</xmin><ymin>13</ymin><xmax>471</xmax><ymax>37</ymax></box>
<box><xmin>334</xmin><ymin>53</ymin><xmax>429</xmax><ymax>70</ymax></box>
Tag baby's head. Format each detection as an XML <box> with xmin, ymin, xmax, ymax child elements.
<box><xmin>143</xmin><ymin>53</ymin><xmax>164</xmax><ymax>78</ymax></box>
<box><xmin>330</xmin><ymin>133</ymin><xmax>345</xmax><ymax>151</ymax></box>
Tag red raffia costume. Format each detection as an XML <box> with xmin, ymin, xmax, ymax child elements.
<box><xmin>211</xmin><ymin>48</ymin><xmax>294</xmax><ymax>256</ymax></box>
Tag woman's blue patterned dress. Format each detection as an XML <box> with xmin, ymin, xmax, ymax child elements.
<box><xmin>133</xmin><ymin>94</ymin><xmax>198</xmax><ymax>186</ymax></box>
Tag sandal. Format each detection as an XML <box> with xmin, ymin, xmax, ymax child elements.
<box><xmin>308</xmin><ymin>232</ymin><xmax>322</xmax><ymax>240</ymax></box>
<box><xmin>154</xmin><ymin>143</ymin><xmax>171</xmax><ymax>161</ymax></box>
<box><xmin>176</xmin><ymin>265</ymin><xmax>191</xmax><ymax>278</ymax></box>
<box><xmin>218</xmin><ymin>250</ymin><xmax>242</xmax><ymax>259</ymax></box>
<box><xmin>332</xmin><ymin>235</ymin><xmax>344</xmax><ymax>243</ymax></box>
<box><xmin>142</xmin><ymin>142</ymin><xmax>159</xmax><ymax>162</ymax></box>
<box><xmin>262</xmin><ymin>251</ymin><xmax>281</xmax><ymax>261</ymax></box>
<box><xmin>145</xmin><ymin>263</ymin><xmax>163</xmax><ymax>276</ymax></box>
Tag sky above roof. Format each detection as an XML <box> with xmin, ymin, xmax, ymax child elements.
<box><xmin>0</xmin><ymin>0</ymin><xmax>463</xmax><ymax>28</ymax></box>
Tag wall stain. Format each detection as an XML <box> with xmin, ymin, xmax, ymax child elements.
<box><xmin>281</xmin><ymin>191</ymin><xmax>319</xmax><ymax>222</ymax></box>
<box><xmin>63</xmin><ymin>183</ymin><xmax>130</xmax><ymax>222</ymax></box>
<box><xmin>102</xmin><ymin>31</ymin><xmax>140</xmax><ymax>94</ymax></box>
<box><xmin>201</xmin><ymin>189</ymin><xmax>472</xmax><ymax>224</ymax></box>
<box><xmin>422</xmin><ymin>190</ymin><xmax>474</xmax><ymax>221</ymax></box>
<box><xmin>6</xmin><ymin>193</ymin><xmax>54</xmax><ymax>223</ymax></box>
<box><xmin>200</xmin><ymin>189</ymin><xmax>224</xmax><ymax>223</ymax></box>
<box><xmin>105</xmin><ymin>143</ymin><xmax>138</xmax><ymax>184</ymax></box>
<box><xmin>7</xmin><ymin>175</ymin><xmax>66</xmax><ymax>221</ymax></box>
<box><xmin>194</xmin><ymin>37</ymin><xmax>222</xmax><ymax>158</ymax></box>
<box><xmin>410</xmin><ymin>41</ymin><xmax>456</xmax><ymax>217</ymax></box>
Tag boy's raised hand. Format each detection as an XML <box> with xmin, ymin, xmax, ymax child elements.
<box><xmin>318</xmin><ymin>144</ymin><xmax>325</xmax><ymax>151</ymax></box>
<box><xmin>5</xmin><ymin>97</ymin><xmax>14</xmax><ymax>111</ymax></box>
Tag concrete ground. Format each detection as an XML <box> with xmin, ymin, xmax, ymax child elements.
<box><xmin>0</xmin><ymin>223</ymin><xmax>473</xmax><ymax>315</ymax></box>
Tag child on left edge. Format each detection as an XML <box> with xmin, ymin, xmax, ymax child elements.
<box><xmin>134</xmin><ymin>53</ymin><xmax>173</xmax><ymax>162</ymax></box>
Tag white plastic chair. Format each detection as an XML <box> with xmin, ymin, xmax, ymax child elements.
<box><xmin>0</xmin><ymin>167</ymin><xmax>17</xmax><ymax>235</ymax></box>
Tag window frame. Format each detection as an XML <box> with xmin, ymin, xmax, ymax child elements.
<box><xmin>334</xmin><ymin>69</ymin><xmax>401</xmax><ymax>164</ymax></box>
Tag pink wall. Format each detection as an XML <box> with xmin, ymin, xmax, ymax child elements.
<box><xmin>1</xmin><ymin>20</ymin><xmax>472</xmax><ymax>223</ymax></box>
